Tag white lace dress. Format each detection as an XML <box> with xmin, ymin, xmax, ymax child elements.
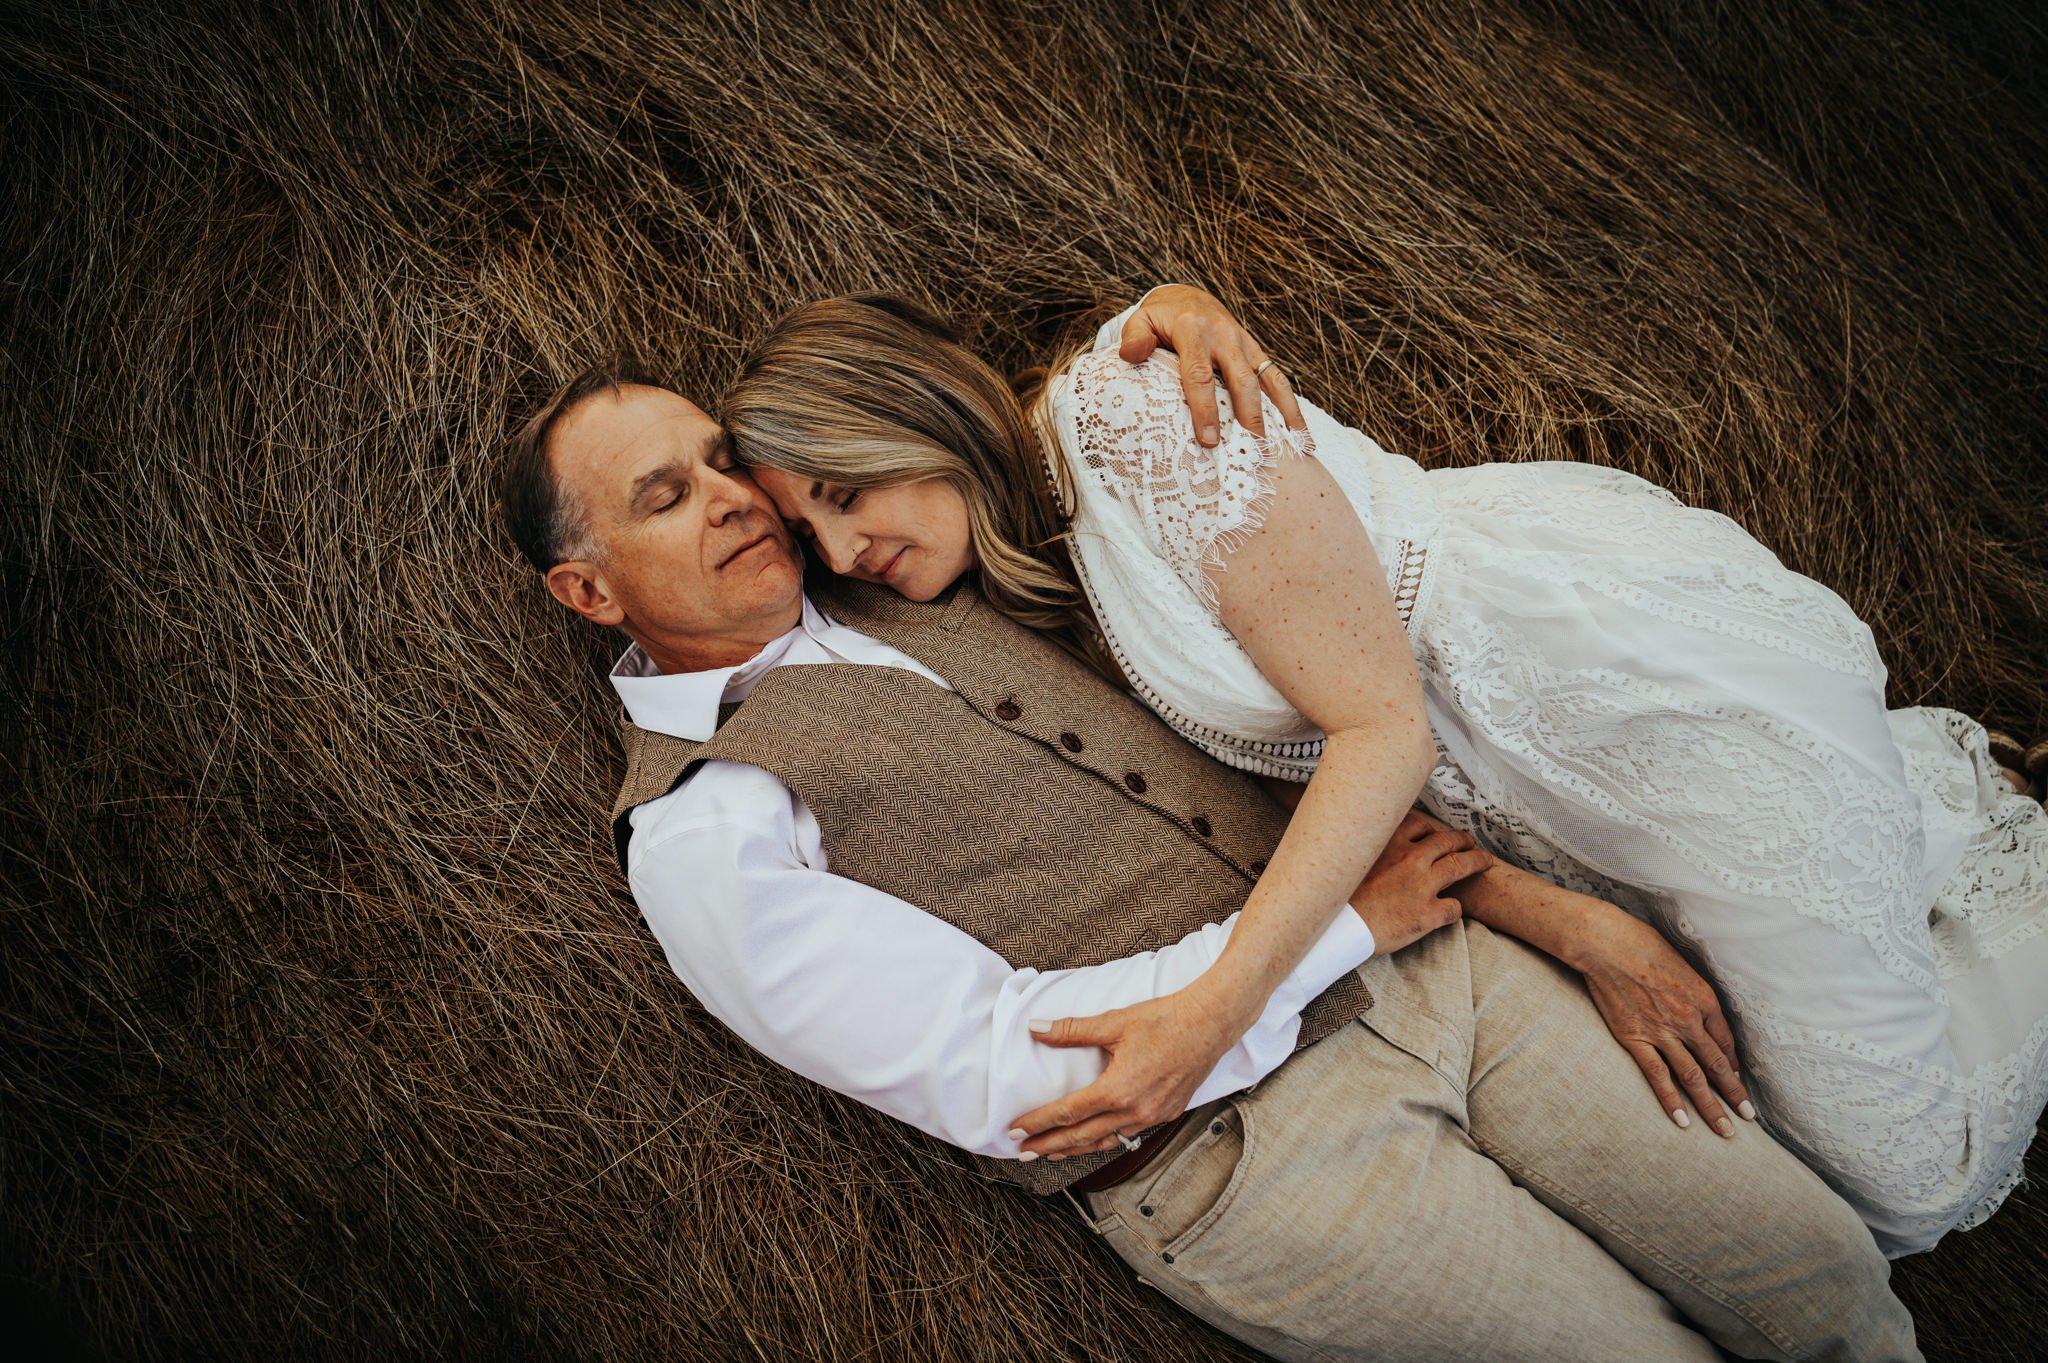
<box><xmin>1045</xmin><ymin>343</ymin><xmax>2048</xmax><ymax>1258</ymax></box>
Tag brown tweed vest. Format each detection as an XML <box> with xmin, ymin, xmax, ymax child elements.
<box><xmin>610</xmin><ymin>575</ymin><xmax>1373</xmax><ymax>1194</ymax></box>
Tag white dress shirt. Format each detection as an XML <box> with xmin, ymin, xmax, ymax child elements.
<box><xmin>616</xmin><ymin>302</ymin><xmax>1374</xmax><ymax>1164</ymax></box>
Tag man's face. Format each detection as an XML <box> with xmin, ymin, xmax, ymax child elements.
<box><xmin>547</xmin><ymin>384</ymin><xmax>801</xmax><ymax>671</ymax></box>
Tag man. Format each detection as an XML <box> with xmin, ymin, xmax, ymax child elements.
<box><xmin>502</xmin><ymin>288</ymin><xmax>1920</xmax><ymax>1361</ymax></box>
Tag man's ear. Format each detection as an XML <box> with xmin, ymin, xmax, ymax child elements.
<box><xmin>545</xmin><ymin>559</ymin><xmax>625</xmax><ymax>627</ymax></box>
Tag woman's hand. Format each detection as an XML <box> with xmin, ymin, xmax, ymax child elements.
<box><xmin>1006</xmin><ymin>981</ymin><xmax>1257</xmax><ymax>1161</ymax></box>
<box><xmin>1414</xmin><ymin>829</ymin><xmax>1759</xmax><ymax>1138</ymax></box>
<box><xmin>1008</xmin><ymin>814</ymin><xmax>1488</xmax><ymax>1162</ymax></box>
<box><xmin>1577</xmin><ymin>911</ymin><xmax>1757</xmax><ymax>1136</ymax></box>
<box><xmin>1118</xmin><ymin>285</ymin><xmax>1307</xmax><ymax>448</ymax></box>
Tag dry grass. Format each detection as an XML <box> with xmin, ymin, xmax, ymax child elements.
<box><xmin>2</xmin><ymin>0</ymin><xmax>2044</xmax><ymax>1358</ymax></box>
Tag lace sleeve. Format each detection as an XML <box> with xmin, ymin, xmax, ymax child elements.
<box><xmin>1065</xmin><ymin>348</ymin><xmax>1312</xmax><ymax>616</ymax></box>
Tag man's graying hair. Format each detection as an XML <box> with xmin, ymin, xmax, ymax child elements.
<box><xmin>722</xmin><ymin>295</ymin><xmax>1118</xmax><ymax>684</ymax></box>
<box><xmin>501</xmin><ymin>357</ymin><xmax>668</xmax><ymax>573</ymax></box>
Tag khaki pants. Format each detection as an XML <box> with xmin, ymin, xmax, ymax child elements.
<box><xmin>1078</xmin><ymin>921</ymin><xmax>1920</xmax><ymax>1362</ymax></box>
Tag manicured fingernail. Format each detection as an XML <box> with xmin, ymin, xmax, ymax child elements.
<box><xmin>1008</xmin><ymin>1128</ymin><xmax>1028</xmax><ymax>1141</ymax></box>
<box><xmin>1017</xmin><ymin>1151</ymin><xmax>1039</xmax><ymax>1163</ymax></box>
<box><xmin>1028</xmin><ymin>1019</ymin><xmax>1051</xmax><ymax>1034</ymax></box>
<box><xmin>1715</xmin><ymin>1117</ymin><xmax>1734</xmax><ymax>1138</ymax></box>
<box><xmin>1738</xmin><ymin>1100</ymin><xmax>1757</xmax><ymax>1121</ymax></box>
<box><xmin>1671</xmin><ymin>1109</ymin><xmax>1690</xmax><ymax>1129</ymax></box>
<box><xmin>1201</xmin><ymin>425</ymin><xmax>1219</xmax><ymax>445</ymax></box>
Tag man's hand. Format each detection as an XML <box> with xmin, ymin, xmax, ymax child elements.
<box><xmin>1349</xmin><ymin>811</ymin><xmax>1492</xmax><ymax>953</ymax></box>
<box><xmin>1120</xmin><ymin>285</ymin><xmax>1307</xmax><ymax>447</ymax></box>
<box><xmin>1577</xmin><ymin>911</ymin><xmax>1757</xmax><ymax>1137</ymax></box>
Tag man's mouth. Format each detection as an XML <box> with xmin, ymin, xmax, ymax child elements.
<box><xmin>720</xmin><ymin>532</ymin><xmax>775</xmax><ymax>568</ymax></box>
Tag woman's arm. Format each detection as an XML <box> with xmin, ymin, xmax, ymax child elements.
<box><xmin>1201</xmin><ymin>448</ymin><xmax>1437</xmax><ymax>1012</ymax></box>
<box><xmin>1450</xmin><ymin>855</ymin><xmax>1757</xmax><ymax>1136</ymax></box>
<box><xmin>1262</xmin><ymin>783</ymin><xmax>1759</xmax><ymax>1137</ymax></box>
<box><xmin>1261</xmin><ymin>765</ymin><xmax>1761</xmax><ymax>1137</ymax></box>
<box><xmin>1011</xmin><ymin>385</ymin><xmax>1437</xmax><ymax>1161</ymax></box>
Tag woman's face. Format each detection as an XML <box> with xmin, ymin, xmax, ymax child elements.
<box><xmin>749</xmin><ymin>466</ymin><xmax>976</xmax><ymax>601</ymax></box>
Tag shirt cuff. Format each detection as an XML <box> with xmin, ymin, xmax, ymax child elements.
<box><xmin>1270</xmin><ymin>906</ymin><xmax>1375</xmax><ymax>1015</ymax></box>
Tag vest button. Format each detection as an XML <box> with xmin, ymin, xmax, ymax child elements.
<box><xmin>1211</xmin><ymin>1120</ymin><xmax>1225</xmax><ymax>1135</ymax></box>
<box><xmin>1124</xmin><ymin>771</ymin><xmax>1147</xmax><ymax>794</ymax></box>
<box><xmin>1140</xmin><ymin>1205</ymin><xmax>1154</xmax><ymax>1217</ymax></box>
<box><xmin>1161</xmin><ymin>1252</ymin><xmax>1175</xmax><ymax>1264</ymax></box>
<box><xmin>1060</xmin><ymin>731</ymin><xmax>1083</xmax><ymax>752</ymax></box>
<box><xmin>1191</xmin><ymin>816</ymin><xmax>1213</xmax><ymax>838</ymax></box>
<box><xmin>1249</xmin><ymin>858</ymin><xmax>1267</xmax><ymax>874</ymax></box>
<box><xmin>995</xmin><ymin>700</ymin><xmax>1022</xmax><ymax>721</ymax></box>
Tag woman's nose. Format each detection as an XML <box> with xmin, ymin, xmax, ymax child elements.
<box><xmin>810</xmin><ymin>521</ymin><xmax>866</xmax><ymax>575</ymax></box>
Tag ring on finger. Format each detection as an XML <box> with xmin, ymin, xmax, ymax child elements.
<box><xmin>1114</xmin><ymin>1130</ymin><xmax>1142</xmax><ymax>1153</ymax></box>
<box><xmin>1253</xmin><ymin>358</ymin><xmax>1279</xmax><ymax>379</ymax></box>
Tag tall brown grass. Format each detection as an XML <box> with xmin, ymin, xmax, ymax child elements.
<box><xmin>3</xmin><ymin>1</ymin><xmax>2043</xmax><ymax>1358</ymax></box>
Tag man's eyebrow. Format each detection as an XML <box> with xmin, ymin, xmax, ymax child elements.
<box><xmin>628</xmin><ymin>462</ymin><xmax>681</xmax><ymax>505</ymax></box>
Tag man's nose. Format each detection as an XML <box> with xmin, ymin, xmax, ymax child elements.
<box><xmin>705</xmin><ymin>466</ymin><xmax>767</xmax><ymax>522</ymax></box>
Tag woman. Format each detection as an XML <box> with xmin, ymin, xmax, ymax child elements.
<box><xmin>722</xmin><ymin>290</ymin><xmax>2048</xmax><ymax>1256</ymax></box>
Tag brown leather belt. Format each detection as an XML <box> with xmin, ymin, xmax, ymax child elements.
<box><xmin>1069</xmin><ymin>1111</ymin><xmax>1194</xmax><ymax>1194</ymax></box>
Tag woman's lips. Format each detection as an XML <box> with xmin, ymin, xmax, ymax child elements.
<box><xmin>880</xmin><ymin>547</ymin><xmax>908</xmax><ymax>582</ymax></box>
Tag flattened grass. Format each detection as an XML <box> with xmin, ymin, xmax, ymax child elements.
<box><xmin>3</xmin><ymin>1</ymin><xmax>2043</xmax><ymax>1357</ymax></box>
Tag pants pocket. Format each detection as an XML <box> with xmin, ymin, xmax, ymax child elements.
<box><xmin>1133</xmin><ymin>1102</ymin><xmax>1253</xmax><ymax>1263</ymax></box>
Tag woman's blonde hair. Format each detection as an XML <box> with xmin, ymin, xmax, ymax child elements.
<box><xmin>722</xmin><ymin>294</ymin><xmax>1119</xmax><ymax>683</ymax></box>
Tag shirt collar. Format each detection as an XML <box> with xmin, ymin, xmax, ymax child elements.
<box><xmin>609</xmin><ymin>594</ymin><xmax>853</xmax><ymax>741</ymax></box>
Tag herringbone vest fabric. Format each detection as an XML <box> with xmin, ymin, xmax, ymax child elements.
<box><xmin>610</xmin><ymin>576</ymin><xmax>1373</xmax><ymax>1194</ymax></box>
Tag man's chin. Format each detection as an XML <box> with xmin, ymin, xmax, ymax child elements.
<box><xmin>755</xmin><ymin>554</ymin><xmax>802</xmax><ymax>594</ymax></box>
<box><xmin>746</xmin><ymin>580</ymin><xmax>805</xmax><ymax>635</ymax></box>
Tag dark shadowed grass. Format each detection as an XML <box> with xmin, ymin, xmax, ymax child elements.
<box><xmin>2</xmin><ymin>0</ymin><xmax>2044</xmax><ymax>1358</ymax></box>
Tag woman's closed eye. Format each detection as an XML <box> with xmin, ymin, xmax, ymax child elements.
<box><xmin>834</xmin><ymin>487</ymin><xmax>861</xmax><ymax>512</ymax></box>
